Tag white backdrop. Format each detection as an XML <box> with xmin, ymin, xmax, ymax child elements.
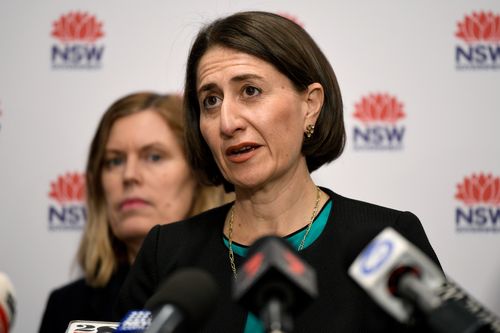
<box><xmin>1</xmin><ymin>1</ymin><xmax>499</xmax><ymax>332</ymax></box>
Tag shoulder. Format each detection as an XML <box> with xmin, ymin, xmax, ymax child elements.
<box><xmin>325</xmin><ymin>188</ymin><xmax>402</xmax><ymax>216</ymax></box>
<box><xmin>321</xmin><ymin>187</ymin><xmax>440</xmax><ymax>266</ymax></box>
<box><xmin>46</xmin><ymin>278</ymin><xmax>90</xmax><ymax>302</ymax></box>
<box><xmin>46</xmin><ymin>267</ymin><xmax>127</xmax><ymax>305</ymax></box>
<box><xmin>138</xmin><ymin>203</ymin><xmax>232</xmax><ymax>266</ymax></box>
<box><xmin>153</xmin><ymin>203</ymin><xmax>232</xmax><ymax>242</ymax></box>
<box><xmin>323</xmin><ymin>187</ymin><xmax>420</xmax><ymax>229</ymax></box>
<box><xmin>39</xmin><ymin>278</ymin><xmax>90</xmax><ymax>332</ymax></box>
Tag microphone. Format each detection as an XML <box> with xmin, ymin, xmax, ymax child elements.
<box><xmin>349</xmin><ymin>227</ymin><xmax>500</xmax><ymax>333</ymax></box>
<box><xmin>232</xmin><ymin>236</ymin><xmax>318</xmax><ymax>333</ymax></box>
<box><xmin>0</xmin><ymin>272</ymin><xmax>15</xmax><ymax>333</ymax></box>
<box><xmin>65</xmin><ymin>320</ymin><xmax>118</xmax><ymax>333</ymax></box>
<box><xmin>143</xmin><ymin>268</ymin><xmax>219</xmax><ymax>333</ymax></box>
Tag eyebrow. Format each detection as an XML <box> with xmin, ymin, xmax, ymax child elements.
<box><xmin>197</xmin><ymin>74</ymin><xmax>264</xmax><ymax>96</ymax></box>
<box><xmin>104</xmin><ymin>142</ymin><xmax>168</xmax><ymax>154</ymax></box>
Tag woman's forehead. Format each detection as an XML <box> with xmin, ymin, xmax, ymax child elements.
<box><xmin>196</xmin><ymin>47</ymin><xmax>279</xmax><ymax>88</ymax></box>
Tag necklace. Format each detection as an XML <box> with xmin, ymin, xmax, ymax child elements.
<box><xmin>227</xmin><ymin>186</ymin><xmax>321</xmax><ymax>280</ymax></box>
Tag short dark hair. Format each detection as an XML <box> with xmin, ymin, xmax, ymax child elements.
<box><xmin>184</xmin><ymin>11</ymin><xmax>345</xmax><ymax>191</ymax></box>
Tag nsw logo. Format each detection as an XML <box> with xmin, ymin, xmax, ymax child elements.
<box><xmin>352</xmin><ymin>93</ymin><xmax>406</xmax><ymax>150</ymax></box>
<box><xmin>454</xmin><ymin>172</ymin><xmax>500</xmax><ymax>232</ymax></box>
<box><xmin>51</xmin><ymin>11</ymin><xmax>105</xmax><ymax>69</ymax></box>
<box><xmin>48</xmin><ymin>172</ymin><xmax>87</xmax><ymax>230</ymax></box>
<box><xmin>455</xmin><ymin>11</ymin><xmax>500</xmax><ymax>70</ymax></box>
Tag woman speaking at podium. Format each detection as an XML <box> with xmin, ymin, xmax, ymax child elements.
<box><xmin>115</xmin><ymin>11</ymin><xmax>440</xmax><ymax>332</ymax></box>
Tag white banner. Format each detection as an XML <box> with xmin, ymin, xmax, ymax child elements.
<box><xmin>0</xmin><ymin>1</ymin><xmax>499</xmax><ymax>332</ymax></box>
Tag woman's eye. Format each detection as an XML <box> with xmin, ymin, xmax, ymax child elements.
<box><xmin>147</xmin><ymin>153</ymin><xmax>163</xmax><ymax>162</ymax></box>
<box><xmin>243</xmin><ymin>86</ymin><xmax>260</xmax><ymax>97</ymax></box>
<box><xmin>202</xmin><ymin>95</ymin><xmax>222</xmax><ymax>109</ymax></box>
<box><xmin>104</xmin><ymin>157</ymin><xmax>123</xmax><ymax>169</ymax></box>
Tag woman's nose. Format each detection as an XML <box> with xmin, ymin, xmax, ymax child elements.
<box><xmin>219</xmin><ymin>98</ymin><xmax>245</xmax><ymax>136</ymax></box>
<box><xmin>122</xmin><ymin>156</ymin><xmax>142</xmax><ymax>186</ymax></box>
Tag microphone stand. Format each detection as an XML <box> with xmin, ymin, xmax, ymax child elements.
<box><xmin>261</xmin><ymin>297</ymin><xmax>293</xmax><ymax>333</ymax></box>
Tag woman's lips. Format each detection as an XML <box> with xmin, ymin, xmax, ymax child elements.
<box><xmin>226</xmin><ymin>143</ymin><xmax>261</xmax><ymax>163</ymax></box>
<box><xmin>119</xmin><ymin>198</ymin><xmax>149</xmax><ymax>211</ymax></box>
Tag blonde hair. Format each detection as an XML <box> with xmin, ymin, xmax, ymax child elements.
<box><xmin>77</xmin><ymin>92</ymin><xmax>232</xmax><ymax>287</ymax></box>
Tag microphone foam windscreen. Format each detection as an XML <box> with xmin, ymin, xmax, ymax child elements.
<box><xmin>144</xmin><ymin>268</ymin><xmax>218</xmax><ymax>326</ymax></box>
<box><xmin>0</xmin><ymin>272</ymin><xmax>16</xmax><ymax>329</ymax></box>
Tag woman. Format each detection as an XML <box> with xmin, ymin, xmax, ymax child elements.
<box><xmin>39</xmin><ymin>92</ymin><xmax>231</xmax><ymax>333</ymax></box>
<box><xmin>115</xmin><ymin>12</ymin><xmax>440</xmax><ymax>332</ymax></box>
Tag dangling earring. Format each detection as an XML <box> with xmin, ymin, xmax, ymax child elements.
<box><xmin>305</xmin><ymin>124</ymin><xmax>315</xmax><ymax>138</ymax></box>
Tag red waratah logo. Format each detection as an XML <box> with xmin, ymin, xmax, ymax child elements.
<box><xmin>49</xmin><ymin>172</ymin><xmax>86</xmax><ymax>204</ymax></box>
<box><xmin>455</xmin><ymin>173</ymin><xmax>500</xmax><ymax>206</ymax></box>
<box><xmin>51</xmin><ymin>12</ymin><xmax>104</xmax><ymax>42</ymax></box>
<box><xmin>455</xmin><ymin>11</ymin><xmax>500</xmax><ymax>43</ymax></box>
<box><xmin>353</xmin><ymin>93</ymin><xmax>405</xmax><ymax>124</ymax></box>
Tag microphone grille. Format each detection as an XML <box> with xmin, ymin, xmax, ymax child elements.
<box><xmin>144</xmin><ymin>268</ymin><xmax>218</xmax><ymax>326</ymax></box>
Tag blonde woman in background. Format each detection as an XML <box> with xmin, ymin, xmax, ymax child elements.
<box><xmin>39</xmin><ymin>92</ymin><xmax>232</xmax><ymax>333</ymax></box>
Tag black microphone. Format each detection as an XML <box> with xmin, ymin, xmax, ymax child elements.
<box><xmin>349</xmin><ymin>227</ymin><xmax>500</xmax><ymax>333</ymax></box>
<box><xmin>143</xmin><ymin>268</ymin><xmax>219</xmax><ymax>333</ymax></box>
<box><xmin>232</xmin><ymin>236</ymin><xmax>318</xmax><ymax>333</ymax></box>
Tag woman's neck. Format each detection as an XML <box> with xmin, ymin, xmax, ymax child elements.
<box><xmin>228</xmin><ymin>174</ymin><xmax>325</xmax><ymax>245</ymax></box>
<box><xmin>126</xmin><ymin>240</ymin><xmax>142</xmax><ymax>264</ymax></box>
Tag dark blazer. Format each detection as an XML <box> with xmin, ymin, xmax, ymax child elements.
<box><xmin>114</xmin><ymin>188</ymin><xmax>441</xmax><ymax>332</ymax></box>
<box><xmin>39</xmin><ymin>265</ymin><xmax>129</xmax><ymax>333</ymax></box>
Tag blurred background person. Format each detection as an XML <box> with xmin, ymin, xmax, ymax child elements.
<box><xmin>39</xmin><ymin>92</ymin><xmax>232</xmax><ymax>333</ymax></box>
<box><xmin>115</xmin><ymin>12</ymin><xmax>440</xmax><ymax>332</ymax></box>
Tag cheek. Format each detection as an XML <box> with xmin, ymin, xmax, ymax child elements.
<box><xmin>200</xmin><ymin>125</ymin><xmax>225</xmax><ymax>168</ymax></box>
<box><xmin>200</xmin><ymin>119</ymin><xmax>218</xmax><ymax>149</ymax></box>
<box><xmin>157</xmin><ymin>162</ymin><xmax>196</xmax><ymax>197</ymax></box>
<box><xmin>102</xmin><ymin>172</ymin><xmax>136</xmax><ymax>229</ymax></box>
<box><xmin>267</xmin><ymin>97</ymin><xmax>303</xmax><ymax>127</ymax></box>
<box><xmin>269</xmin><ymin>106</ymin><xmax>303</xmax><ymax>138</ymax></box>
<box><xmin>268</xmin><ymin>106</ymin><xmax>306</xmax><ymax>157</ymax></box>
<box><xmin>156</xmin><ymin>173</ymin><xmax>196</xmax><ymax>219</ymax></box>
<box><xmin>101</xmin><ymin>173</ymin><xmax>118</xmax><ymax>206</ymax></box>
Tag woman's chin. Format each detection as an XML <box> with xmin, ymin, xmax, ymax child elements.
<box><xmin>113</xmin><ymin>219</ymin><xmax>158</xmax><ymax>241</ymax></box>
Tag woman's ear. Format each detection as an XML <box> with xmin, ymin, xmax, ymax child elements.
<box><xmin>304</xmin><ymin>82</ymin><xmax>324</xmax><ymax>126</ymax></box>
